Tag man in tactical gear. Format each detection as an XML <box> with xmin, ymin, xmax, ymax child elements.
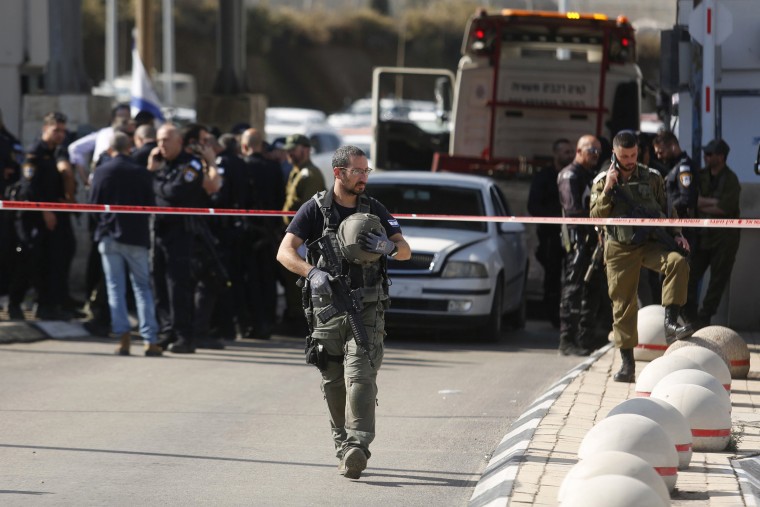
<box><xmin>557</xmin><ymin>135</ymin><xmax>607</xmax><ymax>356</ymax></box>
<box><xmin>590</xmin><ymin>131</ymin><xmax>693</xmax><ymax>383</ymax></box>
<box><xmin>277</xmin><ymin>145</ymin><xmax>410</xmax><ymax>480</ymax></box>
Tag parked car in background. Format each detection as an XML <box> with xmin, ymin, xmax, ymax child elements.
<box><xmin>367</xmin><ymin>171</ymin><xmax>527</xmax><ymax>341</ymax></box>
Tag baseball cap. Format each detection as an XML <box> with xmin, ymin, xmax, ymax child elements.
<box><xmin>283</xmin><ymin>134</ymin><xmax>311</xmax><ymax>151</ymax></box>
<box><xmin>704</xmin><ymin>139</ymin><xmax>730</xmax><ymax>156</ymax></box>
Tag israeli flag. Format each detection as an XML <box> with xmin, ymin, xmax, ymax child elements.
<box><xmin>130</xmin><ymin>47</ymin><xmax>165</xmax><ymax>122</ymax></box>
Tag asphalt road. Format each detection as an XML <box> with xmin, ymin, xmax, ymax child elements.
<box><xmin>0</xmin><ymin>319</ymin><xmax>583</xmax><ymax>506</ymax></box>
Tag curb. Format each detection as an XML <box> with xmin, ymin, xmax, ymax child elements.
<box><xmin>0</xmin><ymin>321</ymin><xmax>88</xmax><ymax>344</ymax></box>
<box><xmin>468</xmin><ymin>343</ymin><xmax>613</xmax><ymax>507</ymax></box>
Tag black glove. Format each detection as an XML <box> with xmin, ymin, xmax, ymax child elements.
<box><xmin>357</xmin><ymin>229</ymin><xmax>395</xmax><ymax>255</ymax></box>
<box><xmin>307</xmin><ymin>267</ymin><xmax>332</xmax><ymax>296</ymax></box>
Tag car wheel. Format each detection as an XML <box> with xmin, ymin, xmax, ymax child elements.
<box><xmin>481</xmin><ymin>277</ymin><xmax>503</xmax><ymax>342</ymax></box>
<box><xmin>505</xmin><ymin>266</ymin><xmax>528</xmax><ymax>330</ymax></box>
<box><xmin>505</xmin><ymin>288</ymin><xmax>526</xmax><ymax>330</ymax></box>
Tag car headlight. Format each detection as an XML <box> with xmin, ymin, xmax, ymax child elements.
<box><xmin>441</xmin><ymin>261</ymin><xmax>488</xmax><ymax>278</ymax></box>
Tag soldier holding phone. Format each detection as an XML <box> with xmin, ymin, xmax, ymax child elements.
<box><xmin>590</xmin><ymin>131</ymin><xmax>693</xmax><ymax>383</ymax></box>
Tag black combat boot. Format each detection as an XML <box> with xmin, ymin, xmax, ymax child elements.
<box><xmin>613</xmin><ymin>348</ymin><xmax>635</xmax><ymax>383</ymax></box>
<box><xmin>664</xmin><ymin>305</ymin><xmax>694</xmax><ymax>345</ymax></box>
<box><xmin>558</xmin><ymin>336</ymin><xmax>590</xmax><ymax>357</ymax></box>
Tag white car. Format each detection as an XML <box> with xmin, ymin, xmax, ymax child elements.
<box><xmin>367</xmin><ymin>171</ymin><xmax>528</xmax><ymax>340</ymax></box>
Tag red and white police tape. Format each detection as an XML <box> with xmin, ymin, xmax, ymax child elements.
<box><xmin>1</xmin><ymin>200</ymin><xmax>760</xmax><ymax>228</ymax></box>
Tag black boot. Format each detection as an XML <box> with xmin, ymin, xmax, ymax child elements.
<box><xmin>613</xmin><ymin>348</ymin><xmax>635</xmax><ymax>383</ymax></box>
<box><xmin>558</xmin><ymin>336</ymin><xmax>590</xmax><ymax>356</ymax></box>
<box><xmin>664</xmin><ymin>305</ymin><xmax>694</xmax><ymax>345</ymax></box>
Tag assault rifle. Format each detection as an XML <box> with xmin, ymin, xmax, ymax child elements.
<box><xmin>308</xmin><ymin>234</ymin><xmax>375</xmax><ymax>368</ymax></box>
<box><xmin>610</xmin><ymin>184</ymin><xmax>689</xmax><ymax>257</ymax></box>
<box><xmin>187</xmin><ymin>217</ymin><xmax>231</xmax><ymax>290</ymax></box>
<box><xmin>584</xmin><ymin>231</ymin><xmax>604</xmax><ymax>284</ymax></box>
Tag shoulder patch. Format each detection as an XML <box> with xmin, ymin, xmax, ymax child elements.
<box><xmin>22</xmin><ymin>163</ymin><xmax>35</xmax><ymax>180</ymax></box>
<box><xmin>300</xmin><ymin>167</ymin><xmax>311</xmax><ymax>177</ymax></box>
<box><xmin>679</xmin><ymin>173</ymin><xmax>692</xmax><ymax>187</ymax></box>
<box><xmin>190</xmin><ymin>159</ymin><xmax>203</xmax><ymax>171</ymax></box>
<box><xmin>388</xmin><ymin>218</ymin><xmax>399</xmax><ymax>228</ymax></box>
<box><xmin>679</xmin><ymin>164</ymin><xmax>691</xmax><ymax>173</ymax></box>
<box><xmin>182</xmin><ymin>167</ymin><xmax>199</xmax><ymax>183</ymax></box>
<box><xmin>215</xmin><ymin>156</ymin><xmax>223</xmax><ymax>165</ymax></box>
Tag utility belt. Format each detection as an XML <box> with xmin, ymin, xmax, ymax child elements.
<box><xmin>309</xmin><ymin>285</ymin><xmax>388</xmax><ymax>310</ymax></box>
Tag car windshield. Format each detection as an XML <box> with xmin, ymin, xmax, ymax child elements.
<box><xmin>368</xmin><ymin>183</ymin><xmax>487</xmax><ymax>232</ymax></box>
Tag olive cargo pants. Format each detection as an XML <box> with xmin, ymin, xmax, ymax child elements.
<box><xmin>310</xmin><ymin>298</ymin><xmax>386</xmax><ymax>459</ymax></box>
<box><xmin>605</xmin><ymin>239</ymin><xmax>689</xmax><ymax>349</ymax></box>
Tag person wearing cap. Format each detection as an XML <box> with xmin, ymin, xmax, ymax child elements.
<box><xmin>684</xmin><ymin>139</ymin><xmax>741</xmax><ymax>328</ymax></box>
<box><xmin>277</xmin><ymin>145</ymin><xmax>410</xmax><ymax>480</ymax></box>
<box><xmin>280</xmin><ymin>134</ymin><xmax>327</xmax><ymax>327</ymax></box>
<box><xmin>282</xmin><ymin>134</ymin><xmax>326</xmax><ymax>225</ymax></box>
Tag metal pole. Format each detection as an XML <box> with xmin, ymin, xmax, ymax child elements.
<box><xmin>394</xmin><ymin>21</ymin><xmax>406</xmax><ymax>98</ymax></box>
<box><xmin>105</xmin><ymin>0</ymin><xmax>117</xmax><ymax>89</ymax></box>
<box><xmin>135</xmin><ymin>0</ymin><xmax>154</xmax><ymax>73</ymax></box>
<box><xmin>162</xmin><ymin>0</ymin><xmax>174</xmax><ymax>107</ymax></box>
<box><xmin>702</xmin><ymin>0</ymin><xmax>716</xmax><ymax>144</ymax></box>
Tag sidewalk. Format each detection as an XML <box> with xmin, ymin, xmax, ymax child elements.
<box><xmin>470</xmin><ymin>332</ymin><xmax>760</xmax><ymax>507</ymax></box>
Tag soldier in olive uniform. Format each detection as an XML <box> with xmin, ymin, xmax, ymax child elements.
<box><xmin>280</xmin><ymin>134</ymin><xmax>327</xmax><ymax>331</ymax></box>
<box><xmin>590</xmin><ymin>131</ymin><xmax>693</xmax><ymax>383</ymax></box>
<box><xmin>684</xmin><ymin>139</ymin><xmax>741</xmax><ymax>328</ymax></box>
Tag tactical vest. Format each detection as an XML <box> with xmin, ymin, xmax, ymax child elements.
<box><xmin>308</xmin><ymin>189</ymin><xmax>389</xmax><ymax>302</ymax></box>
<box><xmin>605</xmin><ymin>164</ymin><xmax>664</xmax><ymax>244</ymax></box>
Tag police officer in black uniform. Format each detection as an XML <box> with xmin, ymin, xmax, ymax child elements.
<box><xmin>240</xmin><ymin>128</ymin><xmax>286</xmax><ymax>339</ymax></box>
<box><xmin>653</xmin><ymin>131</ymin><xmax>699</xmax><ymax>247</ymax></box>
<box><xmin>0</xmin><ymin>109</ymin><xmax>23</xmax><ymax>303</ymax></box>
<box><xmin>7</xmin><ymin>112</ymin><xmax>72</xmax><ymax>320</ymax></box>
<box><xmin>557</xmin><ymin>135</ymin><xmax>606</xmax><ymax>355</ymax></box>
<box><xmin>149</xmin><ymin>123</ymin><xmax>221</xmax><ymax>353</ymax></box>
<box><xmin>527</xmin><ymin>138</ymin><xmax>573</xmax><ymax>328</ymax></box>
<box><xmin>207</xmin><ymin>133</ymin><xmax>250</xmax><ymax>340</ymax></box>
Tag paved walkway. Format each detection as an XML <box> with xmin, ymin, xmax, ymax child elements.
<box><xmin>470</xmin><ymin>332</ymin><xmax>760</xmax><ymax>507</ymax></box>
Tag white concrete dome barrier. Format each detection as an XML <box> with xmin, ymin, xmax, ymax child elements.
<box><xmin>635</xmin><ymin>355</ymin><xmax>701</xmax><ymax>397</ymax></box>
<box><xmin>651</xmin><ymin>383</ymin><xmax>732</xmax><ymax>452</ymax></box>
<box><xmin>607</xmin><ymin>397</ymin><xmax>693</xmax><ymax>470</ymax></box>
<box><xmin>653</xmin><ymin>368</ymin><xmax>731</xmax><ymax>415</ymax></box>
<box><xmin>561</xmin><ymin>474</ymin><xmax>670</xmax><ymax>507</ymax></box>
<box><xmin>634</xmin><ymin>305</ymin><xmax>668</xmax><ymax>361</ymax></box>
<box><xmin>578</xmin><ymin>413</ymin><xmax>678</xmax><ymax>491</ymax></box>
<box><xmin>665</xmin><ymin>344</ymin><xmax>732</xmax><ymax>392</ymax></box>
<box><xmin>558</xmin><ymin>451</ymin><xmax>670</xmax><ymax>505</ymax></box>
<box><xmin>692</xmin><ymin>325</ymin><xmax>750</xmax><ymax>379</ymax></box>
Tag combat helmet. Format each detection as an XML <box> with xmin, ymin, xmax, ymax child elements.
<box><xmin>337</xmin><ymin>213</ymin><xmax>384</xmax><ymax>265</ymax></box>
